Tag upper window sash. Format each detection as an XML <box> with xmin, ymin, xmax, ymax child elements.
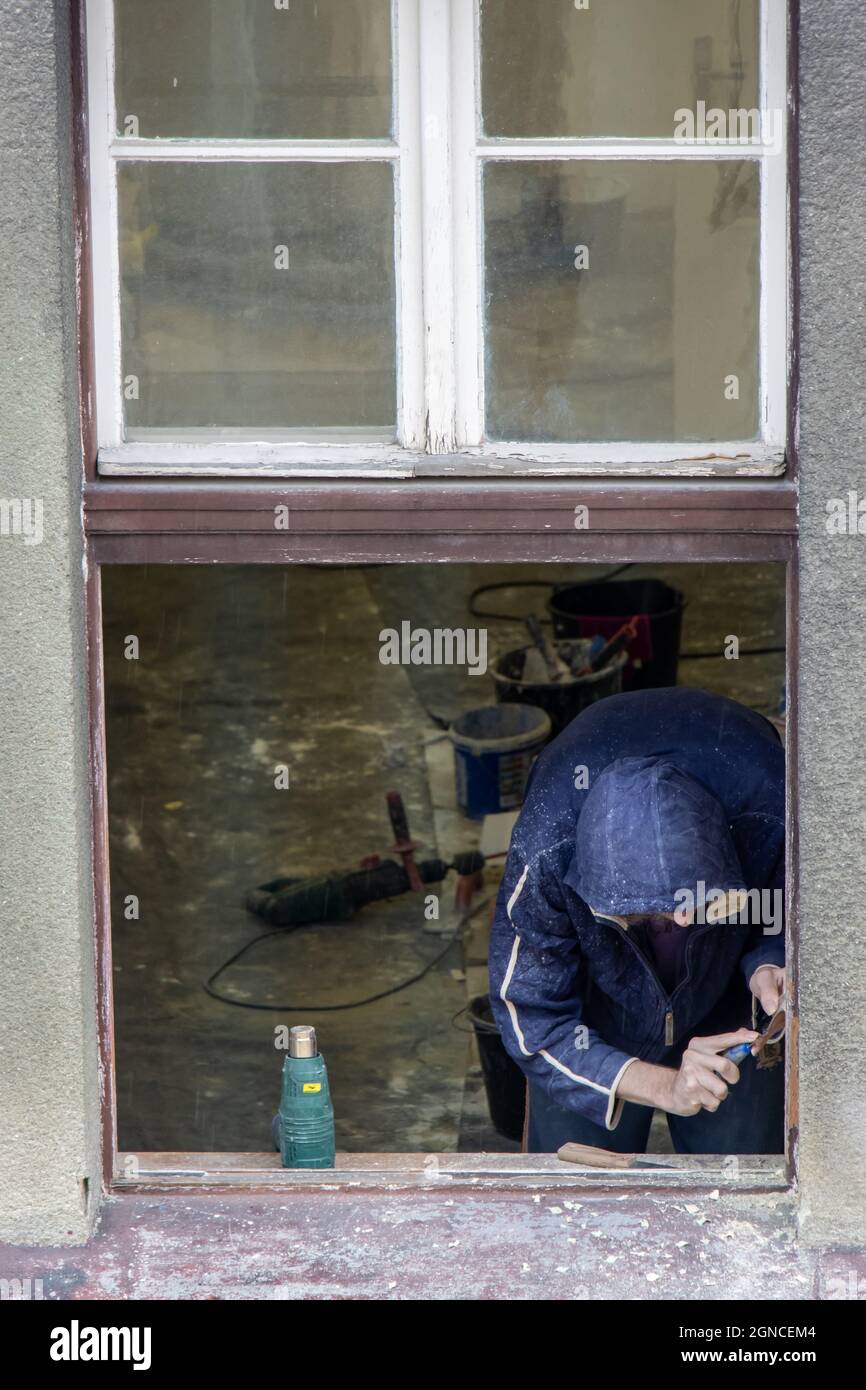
<box><xmin>86</xmin><ymin>0</ymin><xmax>790</xmax><ymax>478</ymax></box>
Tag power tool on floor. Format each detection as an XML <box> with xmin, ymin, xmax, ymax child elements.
<box><xmin>278</xmin><ymin>1025</ymin><xmax>335</xmax><ymax>1169</ymax></box>
<box><xmin>246</xmin><ymin>790</ymin><xmax>485</xmax><ymax>929</ymax></box>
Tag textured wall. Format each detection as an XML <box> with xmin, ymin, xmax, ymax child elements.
<box><xmin>0</xmin><ymin>1</ymin><xmax>100</xmax><ymax>1243</ymax></box>
<box><xmin>797</xmin><ymin>0</ymin><xmax>866</xmax><ymax>1245</ymax></box>
<box><xmin>0</xmin><ymin>0</ymin><xmax>865</xmax><ymax>1250</ymax></box>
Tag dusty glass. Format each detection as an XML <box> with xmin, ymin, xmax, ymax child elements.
<box><xmin>480</xmin><ymin>0</ymin><xmax>760</xmax><ymax>139</ymax></box>
<box><xmin>483</xmin><ymin>160</ymin><xmax>760</xmax><ymax>442</ymax></box>
<box><xmin>118</xmin><ymin>161</ymin><xmax>397</xmax><ymax>433</ymax></box>
<box><xmin>114</xmin><ymin>0</ymin><xmax>393</xmax><ymax>140</ymax></box>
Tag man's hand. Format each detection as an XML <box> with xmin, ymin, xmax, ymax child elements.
<box><xmin>663</xmin><ymin>1030</ymin><xmax>758</xmax><ymax>1115</ymax></box>
<box><xmin>749</xmin><ymin>965</ymin><xmax>786</xmax><ymax>1016</ymax></box>
<box><xmin>618</xmin><ymin>1028</ymin><xmax>759</xmax><ymax>1116</ymax></box>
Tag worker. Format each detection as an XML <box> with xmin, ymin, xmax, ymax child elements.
<box><xmin>489</xmin><ymin>687</ymin><xmax>786</xmax><ymax>1155</ymax></box>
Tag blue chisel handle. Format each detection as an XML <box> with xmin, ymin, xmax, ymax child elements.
<box><xmin>724</xmin><ymin>1042</ymin><xmax>755</xmax><ymax>1063</ymax></box>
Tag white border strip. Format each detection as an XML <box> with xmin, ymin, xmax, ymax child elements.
<box><xmin>109</xmin><ymin>140</ymin><xmax>400</xmax><ymax>162</ymax></box>
<box><xmin>86</xmin><ymin>0</ymin><xmax>123</xmax><ymax>448</ymax></box>
<box><xmin>451</xmin><ymin>0</ymin><xmax>483</xmax><ymax>447</ymax></box>
<box><xmin>760</xmin><ymin>0</ymin><xmax>790</xmax><ymax>449</ymax></box>
<box><xmin>395</xmin><ymin>0</ymin><xmax>425</xmax><ymax>450</ymax></box>
<box><xmin>418</xmin><ymin>0</ymin><xmax>456</xmax><ymax>452</ymax></box>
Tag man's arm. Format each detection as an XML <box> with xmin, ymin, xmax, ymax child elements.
<box><xmin>489</xmin><ymin>844</ymin><xmax>638</xmax><ymax>1132</ymax></box>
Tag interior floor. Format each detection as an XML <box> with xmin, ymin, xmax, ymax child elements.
<box><xmin>102</xmin><ymin>562</ymin><xmax>786</xmax><ymax>1154</ymax></box>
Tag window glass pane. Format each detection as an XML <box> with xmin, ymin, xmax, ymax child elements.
<box><xmin>119</xmin><ymin>162</ymin><xmax>397</xmax><ymax>433</ymax></box>
<box><xmin>483</xmin><ymin>160</ymin><xmax>759</xmax><ymax>442</ymax></box>
<box><xmin>114</xmin><ymin>0</ymin><xmax>393</xmax><ymax>140</ymax></box>
<box><xmin>480</xmin><ymin>0</ymin><xmax>759</xmax><ymax>139</ymax></box>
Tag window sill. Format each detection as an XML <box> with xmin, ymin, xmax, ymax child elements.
<box><xmin>113</xmin><ymin>1151</ymin><xmax>789</xmax><ymax>1195</ymax></box>
<box><xmin>97</xmin><ymin>443</ymin><xmax>787</xmax><ymax>480</ymax></box>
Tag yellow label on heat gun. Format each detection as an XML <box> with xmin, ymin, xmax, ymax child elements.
<box><xmin>303</xmin><ymin>1083</ymin><xmax>322</xmax><ymax>1093</ymax></box>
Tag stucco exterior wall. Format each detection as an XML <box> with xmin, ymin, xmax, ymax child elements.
<box><xmin>0</xmin><ymin>0</ymin><xmax>864</xmax><ymax>1251</ymax></box>
<box><xmin>0</xmin><ymin>0</ymin><xmax>101</xmax><ymax>1243</ymax></box>
<box><xmin>796</xmin><ymin>0</ymin><xmax>866</xmax><ymax>1247</ymax></box>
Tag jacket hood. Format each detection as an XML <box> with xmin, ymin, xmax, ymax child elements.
<box><xmin>568</xmin><ymin>756</ymin><xmax>747</xmax><ymax>917</ymax></box>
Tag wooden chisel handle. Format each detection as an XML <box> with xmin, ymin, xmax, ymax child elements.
<box><xmin>557</xmin><ymin>1142</ymin><xmax>636</xmax><ymax>1169</ymax></box>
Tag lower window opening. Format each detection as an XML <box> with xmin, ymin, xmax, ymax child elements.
<box><xmin>102</xmin><ymin>560</ymin><xmax>788</xmax><ymax>1170</ymax></box>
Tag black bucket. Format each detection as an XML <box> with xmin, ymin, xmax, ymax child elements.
<box><xmin>468</xmin><ymin>994</ymin><xmax>526</xmax><ymax>1143</ymax></box>
<box><xmin>491</xmin><ymin>640</ymin><xmax>627</xmax><ymax>738</ymax></box>
<box><xmin>548</xmin><ymin>579</ymin><xmax>685</xmax><ymax>690</ymax></box>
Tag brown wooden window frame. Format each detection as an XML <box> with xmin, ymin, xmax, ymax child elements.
<box><xmin>72</xmin><ymin>1</ymin><xmax>800</xmax><ymax>1199</ymax></box>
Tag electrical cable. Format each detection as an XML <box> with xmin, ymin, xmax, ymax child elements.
<box><xmin>203</xmin><ymin>924</ymin><xmax>461</xmax><ymax>1012</ymax></box>
<box><xmin>467</xmin><ymin>564</ymin><xmax>634</xmax><ymax>622</ymax></box>
<box><xmin>680</xmin><ymin>645</ymin><xmax>785</xmax><ymax>660</ymax></box>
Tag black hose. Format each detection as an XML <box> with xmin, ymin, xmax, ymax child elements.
<box><xmin>203</xmin><ymin>927</ymin><xmax>460</xmax><ymax>1012</ymax></box>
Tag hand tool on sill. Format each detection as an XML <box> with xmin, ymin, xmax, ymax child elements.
<box><xmin>245</xmin><ymin>790</ymin><xmax>485</xmax><ymax>929</ymax></box>
<box><xmin>557</xmin><ymin>1142</ymin><xmax>678</xmax><ymax>1170</ymax></box>
<box><xmin>724</xmin><ymin>998</ymin><xmax>787</xmax><ymax>1068</ymax></box>
<box><xmin>573</xmin><ymin>618</ymin><xmax>640</xmax><ymax>677</ymax></box>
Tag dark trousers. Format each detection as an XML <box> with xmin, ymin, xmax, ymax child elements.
<box><xmin>526</xmin><ymin>1052</ymin><xmax>785</xmax><ymax>1154</ymax></box>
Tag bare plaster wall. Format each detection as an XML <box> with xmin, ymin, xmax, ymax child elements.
<box><xmin>796</xmin><ymin>0</ymin><xmax>866</xmax><ymax>1246</ymax></box>
<box><xmin>0</xmin><ymin>0</ymin><xmax>101</xmax><ymax>1243</ymax></box>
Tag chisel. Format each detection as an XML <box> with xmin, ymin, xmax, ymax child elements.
<box><xmin>557</xmin><ymin>1142</ymin><xmax>677</xmax><ymax>1170</ymax></box>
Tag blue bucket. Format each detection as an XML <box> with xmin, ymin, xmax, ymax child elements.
<box><xmin>450</xmin><ymin>704</ymin><xmax>551</xmax><ymax>820</ymax></box>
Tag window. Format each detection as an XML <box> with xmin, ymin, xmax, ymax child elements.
<box><xmin>78</xmin><ymin>0</ymin><xmax>798</xmax><ymax>1196</ymax></box>
<box><xmin>86</xmin><ymin>0</ymin><xmax>789</xmax><ymax>478</ymax></box>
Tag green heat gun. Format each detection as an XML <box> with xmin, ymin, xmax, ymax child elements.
<box><xmin>278</xmin><ymin>1025</ymin><xmax>336</xmax><ymax>1169</ymax></box>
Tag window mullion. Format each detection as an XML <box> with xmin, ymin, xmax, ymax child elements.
<box><xmin>396</xmin><ymin>0</ymin><xmax>425</xmax><ymax>451</ymax></box>
<box><xmin>419</xmin><ymin>0</ymin><xmax>456</xmax><ymax>453</ymax></box>
<box><xmin>452</xmin><ymin>0</ymin><xmax>483</xmax><ymax>448</ymax></box>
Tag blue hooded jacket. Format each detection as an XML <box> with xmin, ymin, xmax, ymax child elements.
<box><xmin>488</xmin><ymin>688</ymin><xmax>785</xmax><ymax>1132</ymax></box>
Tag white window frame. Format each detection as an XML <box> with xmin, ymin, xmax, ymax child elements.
<box><xmin>87</xmin><ymin>0</ymin><xmax>789</xmax><ymax>479</ymax></box>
